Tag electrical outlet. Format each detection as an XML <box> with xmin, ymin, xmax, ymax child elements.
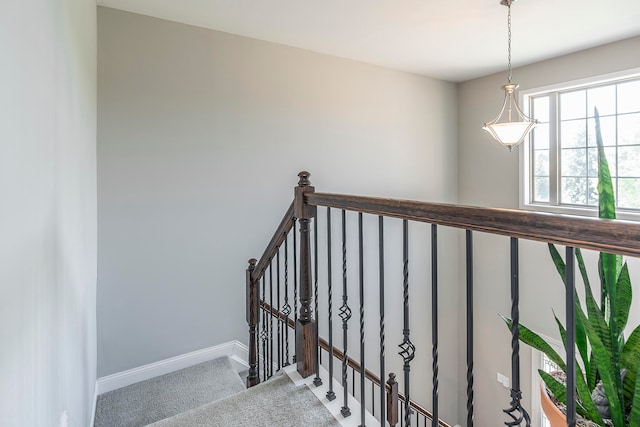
<box><xmin>497</xmin><ymin>372</ymin><xmax>510</xmax><ymax>388</ymax></box>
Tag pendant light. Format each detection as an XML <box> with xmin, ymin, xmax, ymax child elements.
<box><xmin>483</xmin><ymin>0</ymin><xmax>536</xmax><ymax>151</ymax></box>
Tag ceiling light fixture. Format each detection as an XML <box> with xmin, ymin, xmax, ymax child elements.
<box><xmin>483</xmin><ymin>0</ymin><xmax>536</xmax><ymax>151</ymax></box>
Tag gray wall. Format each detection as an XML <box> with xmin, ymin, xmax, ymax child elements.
<box><xmin>0</xmin><ymin>0</ymin><xmax>97</xmax><ymax>426</ymax></box>
<box><xmin>458</xmin><ymin>36</ymin><xmax>640</xmax><ymax>426</ymax></box>
<box><xmin>97</xmin><ymin>9</ymin><xmax>459</xmax><ymax>414</ymax></box>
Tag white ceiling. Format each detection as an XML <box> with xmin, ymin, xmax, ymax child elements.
<box><xmin>97</xmin><ymin>0</ymin><xmax>640</xmax><ymax>82</ymax></box>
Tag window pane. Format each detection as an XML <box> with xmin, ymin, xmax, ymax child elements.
<box><xmin>618</xmin><ymin>113</ymin><xmax>640</xmax><ymax>146</ymax></box>
<box><xmin>588</xmin><ymin>85</ymin><xmax>616</xmax><ymax>117</ymax></box>
<box><xmin>588</xmin><ymin>115</ymin><xmax>616</xmax><ymax>147</ymax></box>
<box><xmin>533</xmin><ymin>123</ymin><xmax>549</xmax><ymax>149</ymax></box>
<box><xmin>533</xmin><ymin>96</ymin><xmax>550</xmax><ymax>123</ymax></box>
<box><xmin>587</xmin><ymin>147</ymin><xmax>598</xmax><ymax>177</ymax></box>
<box><xmin>561</xmin><ymin>119</ymin><xmax>587</xmax><ymax>148</ymax></box>
<box><xmin>535</xmin><ymin>150</ymin><xmax>549</xmax><ymax>176</ymax></box>
<box><xmin>618</xmin><ymin>178</ymin><xmax>640</xmax><ymax>209</ymax></box>
<box><xmin>618</xmin><ymin>145</ymin><xmax>640</xmax><ymax>177</ymax></box>
<box><xmin>562</xmin><ymin>177</ymin><xmax>587</xmax><ymax>205</ymax></box>
<box><xmin>587</xmin><ymin>178</ymin><xmax>599</xmax><ymax>206</ymax></box>
<box><xmin>534</xmin><ymin>176</ymin><xmax>550</xmax><ymax>202</ymax></box>
<box><xmin>562</xmin><ymin>148</ymin><xmax>587</xmax><ymax>177</ymax></box>
<box><xmin>561</xmin><ymin>90</ymin><xmax>586</xmax><ymax>120</ymax></box>
<box><xmin>618</xmin><ymin>80</ymin><xmax>640</xmax><ymax>114</ymax></box>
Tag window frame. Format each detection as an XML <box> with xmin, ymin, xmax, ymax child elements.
<box><xmin>519</xmin><ymin>67</ymin><xmax>640</xmax><ymax>221</ymax></box>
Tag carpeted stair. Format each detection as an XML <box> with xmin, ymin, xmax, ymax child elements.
<box><xmin>94</xmin><ymin>356</ymin><xmax>341</xmax><ymax>427</ymax></box>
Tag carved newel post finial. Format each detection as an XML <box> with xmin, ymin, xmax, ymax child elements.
<box><xmin>298</xmin><ymin>171</ymin><xmax>311</xmax><ymax>187</ymax></box>
<box><xmin>248</xmin><ymin>258</ymin><xmax>257</xmax><ymax>270</ymax></box>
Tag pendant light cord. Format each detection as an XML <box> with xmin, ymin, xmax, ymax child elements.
<box><xmin>507</xmin><ymin>0</ymin><xmax>512</xmax><ymax>83</ymax></box>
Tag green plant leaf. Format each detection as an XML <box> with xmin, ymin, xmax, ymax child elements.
<box><xmin>629</xmin><ymin>355</ymin><xmax>640</xmax><ymax>425</ymax></box>
<box><xmin>552</xmin><ymin>313</ymin><xmax>604</xmax><ymax>424</ymax></box>
<box><xmin>579</xmin><ymin>308</ymin><xmax>625</xmax><ymax>426</ymax></box>
<box><xmin>595</xmin><ymin>107</ymin><xmax>616</xmax><ymax>221</ymax></box>
<box><xmin>539</xmin><ymin>370</ymin><xmax>590</xmax><ymax>419</ymax></box>
<box><xmin>616</xmin><ymin>263</ymin><xmax>632</xmax><ymax>338</ymax></box>
<box><xmin>622</xmin><ymin>325</ymin><xmax>640</xmax><ymax>406</ymax></box>
<box><xmin>502</xmin><ymin>315</ymin><xmax>565</xmax><ymax>370</ymax></box>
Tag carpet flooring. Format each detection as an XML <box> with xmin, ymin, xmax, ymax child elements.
<box><xmin>148</xmin><ymin>372</ymin><xmax>342</xmax><ymax>427</ymax></box>
<box><xmin>94</xmin><ymin>356</ymin><xmax>245</xmax><ymax>427</ymax></box>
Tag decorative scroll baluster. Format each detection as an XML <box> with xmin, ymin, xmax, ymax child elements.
<box><xmin>398</xmin><ymin>220</ymin><xmax>415</xmax><ymax>427</ymax></box>
<box><xmin>283</xmin><ymin>235</ymin><xmax>291</xmax><ymax>366</ymax></box>
<box><xmin>466</xmin><ymin>230</ymin><xmax>474</xmax><ymax>427</ymax></box>
<box><xmin>314</xmin><ymin>216</ymin><xmax>322</xmax><ymax>386</ymax></box>
<box><xmin>261</xmin><ymin>275</ymin><xmax>268</xmax><ymax>382</ymax></box>
<box><xmin>358</xmin><ymin>212</ymin><xmax>366</xmax><ymax>427</ymax></box>
<box><xmin>269</xmin><ymin>262</ymin><xmax>274</xmax><ymax>378</ymax></box>
<box><xmin>293</xmin><ymin>219</ymin><xmax>298</xmax><ymax>363</ymax></box>
<box><xmin>246</xmin><ymin>259</ymin><xmax>259</xmax><ymax>387</ymax></box>
<box><xmin>326</xmin><ymin>207</ymin><xmax>336</xmax><ymax>401</ymax></box>
<box><xmin>566</xmin><ymin>247</ymin><xmax>577</xmax><ymax>427</ymax></box>
<box><xmin>295</xmin><ymin>171</ymin><xmax>317</xmax><ymax>378</ymax></box>
<box><xmin>431</xmin><ymin>224</ymin><xmax>439</xmax><ymax>427</ymax></box>
<box><xmin>503</xmin><ymin>238</ymin><xmax>530</xmax><ymax>427</ymax></box>
<box><xmin>277</xmin><ymin>249</ymin><xmax>282</xmax><ymax>371</ymax></box>
<box><xmin>340</xmin><ymin>209</ymin><xmax>352</xmax><ymax>417</ymax></box>
<box><xmin>387</xmin><ymin>373</ymin><xmax>398</xmax><ymax>427</ymax></box>
<box><xmin>379</xmin><ymin>216</ymin><xmax>386</xmax><ymax>425</ymax></box>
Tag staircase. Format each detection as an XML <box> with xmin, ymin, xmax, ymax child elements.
<box><xmin>93</xmin><ymin>356</ymin><xmax>347</xmax><ymax>427</ymax></box>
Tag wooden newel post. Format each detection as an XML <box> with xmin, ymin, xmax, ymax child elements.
<box><xmin>246</xmin><ymin>258</ymin><xmax>260</xmax><ymax>387</ymax></box>
<box><xmin>387</xmin><ymin>373</ymin><xmax>399</xmax><ymax>427</ymax></box>
<box><xmin>295</xmin><ymin>171</ymin><xmax>317</xmax><ymax>378</ymax></box>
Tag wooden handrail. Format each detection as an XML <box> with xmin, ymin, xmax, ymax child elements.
<box><xmin>259</xmin><ymin>301</ymin><xmax>450</xmax><ymax>427</ymax></box>
<box><xmin>252</xmin><ymin>202</ymin><xmax>295</xmax><ymax>282</ymax></box>
<box><xmin>307</xmin><ymin>192</ymin><xmax>640</xmax><ymax>257</ymax></box>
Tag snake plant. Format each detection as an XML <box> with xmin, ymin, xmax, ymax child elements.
<box><xmin>503</xmin><ymin>108</ymin><xmax>640</xmax><ymax>426</ymax></box>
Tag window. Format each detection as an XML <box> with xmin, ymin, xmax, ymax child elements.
<box><xmin>521</xmin><ymin>70</ymin><xmax>640</xmax><ymax>219</ymax></box>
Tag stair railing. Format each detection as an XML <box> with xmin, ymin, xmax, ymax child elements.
<box><xmin>246</xmin><ymin>171</ymin><xmax>640</xmax><ymax>427</ymax></box>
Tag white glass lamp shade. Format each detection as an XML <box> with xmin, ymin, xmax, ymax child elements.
<box><xmin>483</xmin><ymin>83</ymin><xmax>537</xmax><ymax>150</ymax></box>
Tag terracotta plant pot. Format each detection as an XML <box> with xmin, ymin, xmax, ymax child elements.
<box><xmin>540</xmin><ymin>379</ymin><xmax>566</xmax><ymax>427</ymax></box>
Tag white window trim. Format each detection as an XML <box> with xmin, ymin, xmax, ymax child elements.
<box><xmin>519</xmin><ymin>67</ymin><xmax>640</xmax><ymax>222</ymax></box>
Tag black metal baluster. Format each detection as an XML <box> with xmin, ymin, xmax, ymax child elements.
<box><xmin>566</xmin><ymin>247</ymin><xmax>577</xmax><ymax>427</ymax></box>
<box><xmin>503</xmin><ymin>238</ymin><xmax>530</xmax><ymax>427</ymax></box>
<box><xmin>431</xmin><ymin>224</ymin><xmax>439</xmax><ymax>427</ymax></box>
<box><xmin>326</xmin><ymin>207</ymin><xmax>336</xmax><ymax>401</ymax></box>
<box><xmin>352</xmin><ymin>367</ymin><xmax>356</xmax><ymax>395</ymax></box>
<box><xmin>358</xmin><ymin>212</ymin><xmax>366</xmax><ymax>427</ymax></box>
<box><xmin>398</xmin><ymin>220</ymin><xmax>415</xmax><ymax>427</ymax></box>
<box><xmin>261</xmin><ymin>275</ymin><xmax>267</xmax><ymax>381</ymax></box>
<box><xmin>314</xmin><ymin>216</ymin><xmax>322</xmax><ymax>386</ymax></box>
<box><xmin>277</xmin><ymin>249</ymin><xmax>282</xmax><ymax>371</ymax></box>
<box><xmin>466</xmin><ymin>230</ymin><xmax>474</xmax><ymax>427</ymax></box>
<box><xmin>269</xmin><ymin>262</ymin><xmax>274</xmax><ymax>377</ymax></box>
<box><xmin>293</xmin><ymin>220</ymin><xmax>298</xmax><ymax>363</ymax></box>
<box><xmin>379</xmin><ymin>216</ymin><xmax>386</xmax><ymax>426</ymax></box>
<box><xmin>283</xmin><ymin>234</ymin><xmax>291</xmax><ymax>366</ymax></box>
<box><xmin>340</xmin><ymin>209</ymin><xmax>352</xmax><ymax>417</ymax></box>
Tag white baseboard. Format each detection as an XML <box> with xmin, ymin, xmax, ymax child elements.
<box><xmin>96</xmin><ymin>340</ymin><xmax>249</xmax><ymax>395</ymax></box>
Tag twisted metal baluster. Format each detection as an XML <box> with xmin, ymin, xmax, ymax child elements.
<box><xmin>326</xmin><ymin>207</ymin><xmax>336</xmax><ymax>401</ymax></box>
<box><xmin>314</xmin><ymin>216</ymin><xmax>322</xmax><ymax>386</ymax></box>
<box><xmin>466</xmin><ymin>230</ymin><xmax>474</xmax><ymax>427</ymax></box>
<box><xmin>398</xmin><ymin>220</ymin><xmax>415</xmax><ymax>427</ymax></box>
<box><xmin>378</xmin><ymin>216</ymin><xmax>386</xmax><ymax>426</ymax></box>
<box><xmin>282</xmin><ymin>234</ymin><xmax>291</xmax><ymax>366</ymax></box>
<box><xmin>431</xmin><ymin>224</ymin><xmax>439</xmax><ymax>427</ymax></box>
<box><xmin>277</xmin><ymin>249</ymin><xmax>281</xmax><ymax>371</ymax></box>
<box><xmin>340</xmin><ymin>209</ymin><xmax>352</xmax><ymax>417</ymax></box>
<box><xmin>358</xmin><ymin>212</ymin><xmax>366</xmax><ymax>427</ymax></box>
<box><xmin>269</xmin><ymin>262</ymin><xmax>274</xmax><ymax>378</ymax></box>
<box><xmin>260</xmin><ymin>275</ymin><xmax>268</xmax><ymax>381</ymax></box>
<box><xmin>503</xmin><ymin>238</ymin><xmax>530</xmax><ymax>427</ymax></box>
